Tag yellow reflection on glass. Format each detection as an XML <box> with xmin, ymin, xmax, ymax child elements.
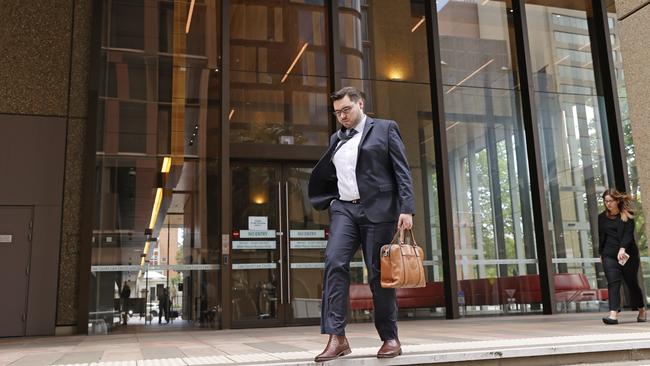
<box><xmin>252</xmin><ymin>195</ymin><xmax>267</xmax><ymax>205</ymax></box>
<box><xmin>161</xmin><ymin>157</ymin><xmax>171</xmax><ymax>173</ymax></box>
<box><xmin>149</xmin><ymin>188</ymin><xmax>163</xmax><ymax>229</ymax></box>
<box><xmin>388</xmin><ymin>69</ymin><xmax>404</xmax><ymax>81</ymax></box>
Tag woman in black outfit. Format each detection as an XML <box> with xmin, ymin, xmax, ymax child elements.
<box><xmin>599</xmin><ymin>188</ymin><xmax>646</xmax><ymax>324</ymax></box>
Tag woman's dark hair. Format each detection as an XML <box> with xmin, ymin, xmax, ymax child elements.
<box><xmin>330</xmin><ymin>86</ymin><xmax>365</xmax><ymax>102</ymax></box>
<box><xmin>602</xmin><ymin>188</ymin><xmax>634</xmax><ymax>222</ymax></box>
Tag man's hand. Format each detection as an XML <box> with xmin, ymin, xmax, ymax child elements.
<box><xmin>397</xmin><ymin>214</ymin><xmax>413</xmax><ymax>230</ymax></box>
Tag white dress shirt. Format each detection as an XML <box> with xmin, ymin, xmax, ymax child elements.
<box><xmin>333</xmin><ymin>115</ymin><xmax>366</xmax><ymax>201</ymax></box>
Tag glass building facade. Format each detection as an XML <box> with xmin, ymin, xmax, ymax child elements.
<box><xmin>89</xmin><ymin>0</ymin><xmax>643</xmax><ymax>332</ymax></box>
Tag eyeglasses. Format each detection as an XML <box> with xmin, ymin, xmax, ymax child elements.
<box><xmin>332</xmin><ymin>105</ymin><xmax>354</xmax><ymax>117</ymax></box>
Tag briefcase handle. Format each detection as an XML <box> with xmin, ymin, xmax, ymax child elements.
<box><xmin>390</xmin><ymin>228</ymin><xmax>418</xmax><ymax>247</ymax></box>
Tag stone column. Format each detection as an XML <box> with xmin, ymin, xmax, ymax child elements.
<box><xmin>616</xmin><ymin>0</ymin><xmax>650</xmax><ymax>232</ymax></box>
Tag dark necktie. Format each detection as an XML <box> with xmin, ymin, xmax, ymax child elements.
<box><xmin>331</xmin><ymin>128</ymin><xmax>358</xmax><ymax>161</ymax></box>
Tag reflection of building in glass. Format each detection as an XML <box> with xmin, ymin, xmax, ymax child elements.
<box><xmin>3</xmin><ymin>0</ymin><xmax>650</xmax><ymax>337</ymax></box>
<box><xmin>84</xmin><ymin>0</ymin><xmax>650</xmax><ymax>330</ymax></box>
<box><xmin>229</xmin><ymin>1</ymin><xmax>330</xmax><ymax>146</ymax></box>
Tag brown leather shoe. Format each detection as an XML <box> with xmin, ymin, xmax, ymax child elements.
<box><xmin>377</xmin><ymin>339</ymin><xmax>402</xmax><ymax>358</ymax></box>
<box><xmin>314</xmin><ymin>335</ymin><xmax>351</xmax><ymax>362</ymax></box>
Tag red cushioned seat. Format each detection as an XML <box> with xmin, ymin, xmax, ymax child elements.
<box><xmin>554</xmin><ymin>273</ymin><xmax>597</xmax><ymax>302</ymax></box>
<box><xmin>396</xmin><ymin>282</ymin><xmax>444</xmax><ymax>308</ymax></box>
<box><xmin>459</xmin><ymin>273</ymin><xmax>602</xmax><ymax>307</ymax></box>
<box><xmin>349</xmin><ymin>282</ymin><xmax>445</xmax><ymax>310</ymax></box>
<box><xmin>349</xmin><ymin>284</ymin><xmax>373</xmax><ymax>310</ymax></box>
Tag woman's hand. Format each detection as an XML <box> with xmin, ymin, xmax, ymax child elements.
<box><xmin>617</xmin><ymin>247</ymin><xmax>628</xmax><ymax>261</ymax></box>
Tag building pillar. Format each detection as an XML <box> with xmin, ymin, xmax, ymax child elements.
<box><xmin>616</xmin><ymin>0</ymin><xmax>650</xmax><ymax>237</ymax></box>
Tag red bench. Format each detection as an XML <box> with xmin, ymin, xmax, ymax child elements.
<box><xmin>458</xmin><ymin>273</ymin><xmax>607</xmax><ymax>306</ymax></box>
<box><xmin>555</xmin><ymin>273</ymin><xmax>608</xmax><ymax>302</ymax></box>
<box><xmin>350</xmin><ymin>282</ymin><xmax>444</xmax><ymax>310</ymax></box>
<box><xmin>349</xmin><ymin>273</ymin><xmax>607</xmax><ymax>310</ymax></box>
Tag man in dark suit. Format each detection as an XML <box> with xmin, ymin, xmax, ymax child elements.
<box><xmin>308</xmin><ymin>86</ymin><xmax>414</xmax><ymax>361</ymax></box>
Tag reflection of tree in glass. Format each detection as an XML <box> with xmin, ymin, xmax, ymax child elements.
<box><xmin>497</xmin><ymin>140</ymin><xmax>518</xmax><ymax>276</ymax></box>
<box><xmin>461</xmin><ymin>158</ymin><xmax>476</xmax><ymax>262</ymax></box>
<box><xmin>475</xmin><ymin>150</ymin><xmax>495</xmax><ymax>265</ymax></box>
<box><xmin>622</xmin><ymin>119</ymin><xmax>647</xmax><ymax>255</ymax></box>
<box><xmin>175</xmin><ymin>246</ymin><xmax>183</xmax><ymax>265</ymax></box>
<box><xmin>429</xmin><ymin>171</ymin><xmax>443</xmax><ymax>280</ymax></box>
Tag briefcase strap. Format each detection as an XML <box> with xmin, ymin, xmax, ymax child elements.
<box><xmin>391</xmin><ymin>228</ymin><xmax>418</xmax><ymax>246</ymax></box>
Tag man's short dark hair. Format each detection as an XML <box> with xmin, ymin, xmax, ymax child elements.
<box><xmin>330</xmin><ymin>86</ymin><xmax>365</xmax><ymax>102</ymax></box>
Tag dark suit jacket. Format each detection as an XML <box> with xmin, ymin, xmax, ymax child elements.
<box><xmin>308</xmin><ymin>117</ymin><xmax>415</xmax><ymax>223</ymax></box>
<box><xmin>598</xmin><ymin>211</ymin><xmax>637</xmax><ymax>258</ymax></box>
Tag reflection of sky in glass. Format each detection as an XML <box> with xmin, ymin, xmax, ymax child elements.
<box><xmin>437</xmin><ymin>0</ymin><xmax>451</xmax><ymax>11</ymax></box>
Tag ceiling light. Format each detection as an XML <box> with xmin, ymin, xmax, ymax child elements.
<box><xmin>446</xmin><ymin>121</ymin><xmax>460</xmax><ymax>130</ymax></box>
<box><xmin>411</xmin><ymin>16</ymin><xmax>425</xmax><ymax>33</ymax></box>
<box><xmin>388</xmin><ymin>68</ymin><xmax>404</xmax><ymax>81</ymax></box>
<box><xmin>555</xmin><ymin>55</ymin><xmax>570</xmax><ymax>64</ymax></box>
<box><xmin>161</xmin><ymin>157</ymin><xmax>171</xmax><ymax>173</ymax></box>
<box><xmin>446</xmin><ymin>59</ymin><xmax>494</xmax><ymax>94</ymax></box>
<box><xmin>281</xmin><ymin>42</ymin><xmax>309</xmax><ymax>83</ymax></box>
<box><xmin>185</xmin><ymin>0</ymin><xmax>196</xmax><ymax>34</ymax></box>
<box><xmin>149</xmin><ymin>188</ymin><xmax>163</xmax><ymax>230</ymax></box>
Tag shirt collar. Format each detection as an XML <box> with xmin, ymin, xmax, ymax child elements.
<box><xmin>352</xmin><ymin>114</ymin><xmax>367</xmax><ymax>135</ymax></box>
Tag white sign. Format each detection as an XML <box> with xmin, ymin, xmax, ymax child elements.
<box><xmin>149</xmin><ymin>264</ymin><xmax>220</xmax><ymax>271</ymax></box>
<box><xmin>91</xmin><ymin>265</ymin><xmax>141</xmax><ymax>272</ymax></box>
<box><xmin>248</xmin><ymin>216</ymin><xmax>268</xmax><ymax>230</ymax></box>
<box><xmin>291</xmin><ymin>263</ymin><xmax>325</xmax><ymax>269</ymax></box>
<box><xmin>91</xmin><ymin>264</ymin><xmax>221</xmax><ymax>272</ymax></box>
<box><xmin>239</xmin><ymin>230</ymin><xmax>276</xmax><ymax>238</ymax></box>
<box><xmin>232</xmin><ymin>263</ymin><xmax>277</xmax><ymax>270</ymax></box>
<box><xmin>0</xmin><ymin>235</ymin><xmax>12</xmax><ymax>243</ymax></box>
<box><xmin>290</xmin><ymin>230</ymin><xmax>324</xmax><ymax>238</ymax></box>
<box><xmin>291</xmin><ymin>240</ymin><xmax>327</xmax><ymax>249</ymax></box>
<box><xmin>233</xmin><ymin>241</ymin><xmax>276</xmax><ymax>250</ymax></box>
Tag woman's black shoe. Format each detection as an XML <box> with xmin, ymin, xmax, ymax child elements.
<box><xmin>602</xmin><ymin>317</ymin><xmax>618</xmax><ymax>325</ymax></box>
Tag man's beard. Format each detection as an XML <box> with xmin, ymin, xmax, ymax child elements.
<box><xmin>349</xmin><ymin>113</ymin><xmax>363</xmax><ymax>128</ymax></box>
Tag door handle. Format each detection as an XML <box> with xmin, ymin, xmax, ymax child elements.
<box><xmin>285</xmin><ymin>181</ymin><xmax>291</xmax><ymax>303</ymax></box>
<box><xmin>277</xmin><ymin>181</ymin><xmax>284</xmax><ymax>305</ymax></box>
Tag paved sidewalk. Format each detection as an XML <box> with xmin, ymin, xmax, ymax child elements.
<box><xmin>2</xmin><ymin>313</ymin><xmax>650</xmax><ymax>366</ymax></box>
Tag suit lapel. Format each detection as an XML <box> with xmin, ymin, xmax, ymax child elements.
<box><xmin>357</xmin><ymin>116</ymin><xmax>374</xmax><ymax>156</ymax></box>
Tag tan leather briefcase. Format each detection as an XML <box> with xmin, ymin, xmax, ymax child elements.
<box><xmin>380</xmin><ymin>229</ymin><xmax>426</xmax><ymax>288</ymax></box>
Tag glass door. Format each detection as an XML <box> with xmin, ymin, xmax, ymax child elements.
<box><xmin>284</xmin><ymin>165</ymin><xmax>329</xmax><ymax>325</ymax></box>
<box><xmin>231</xmin><ymin>163</ymin><xmax>283</xmax><ymax>326</ymax></box>
<box><xmin>230</xmin><ymin>162</ymin><xmax>328</xmax><ymax>327</ymax></box>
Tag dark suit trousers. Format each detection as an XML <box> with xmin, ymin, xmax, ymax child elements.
<box><xmin>603</xmin><ymin>255</ymin><xmax>645</xmax><ymax>311</ymax></box>
<box><xmin>321</xmin><ymin>200</ymin><xmax>398</xmax><ymax>341</ymax></box>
